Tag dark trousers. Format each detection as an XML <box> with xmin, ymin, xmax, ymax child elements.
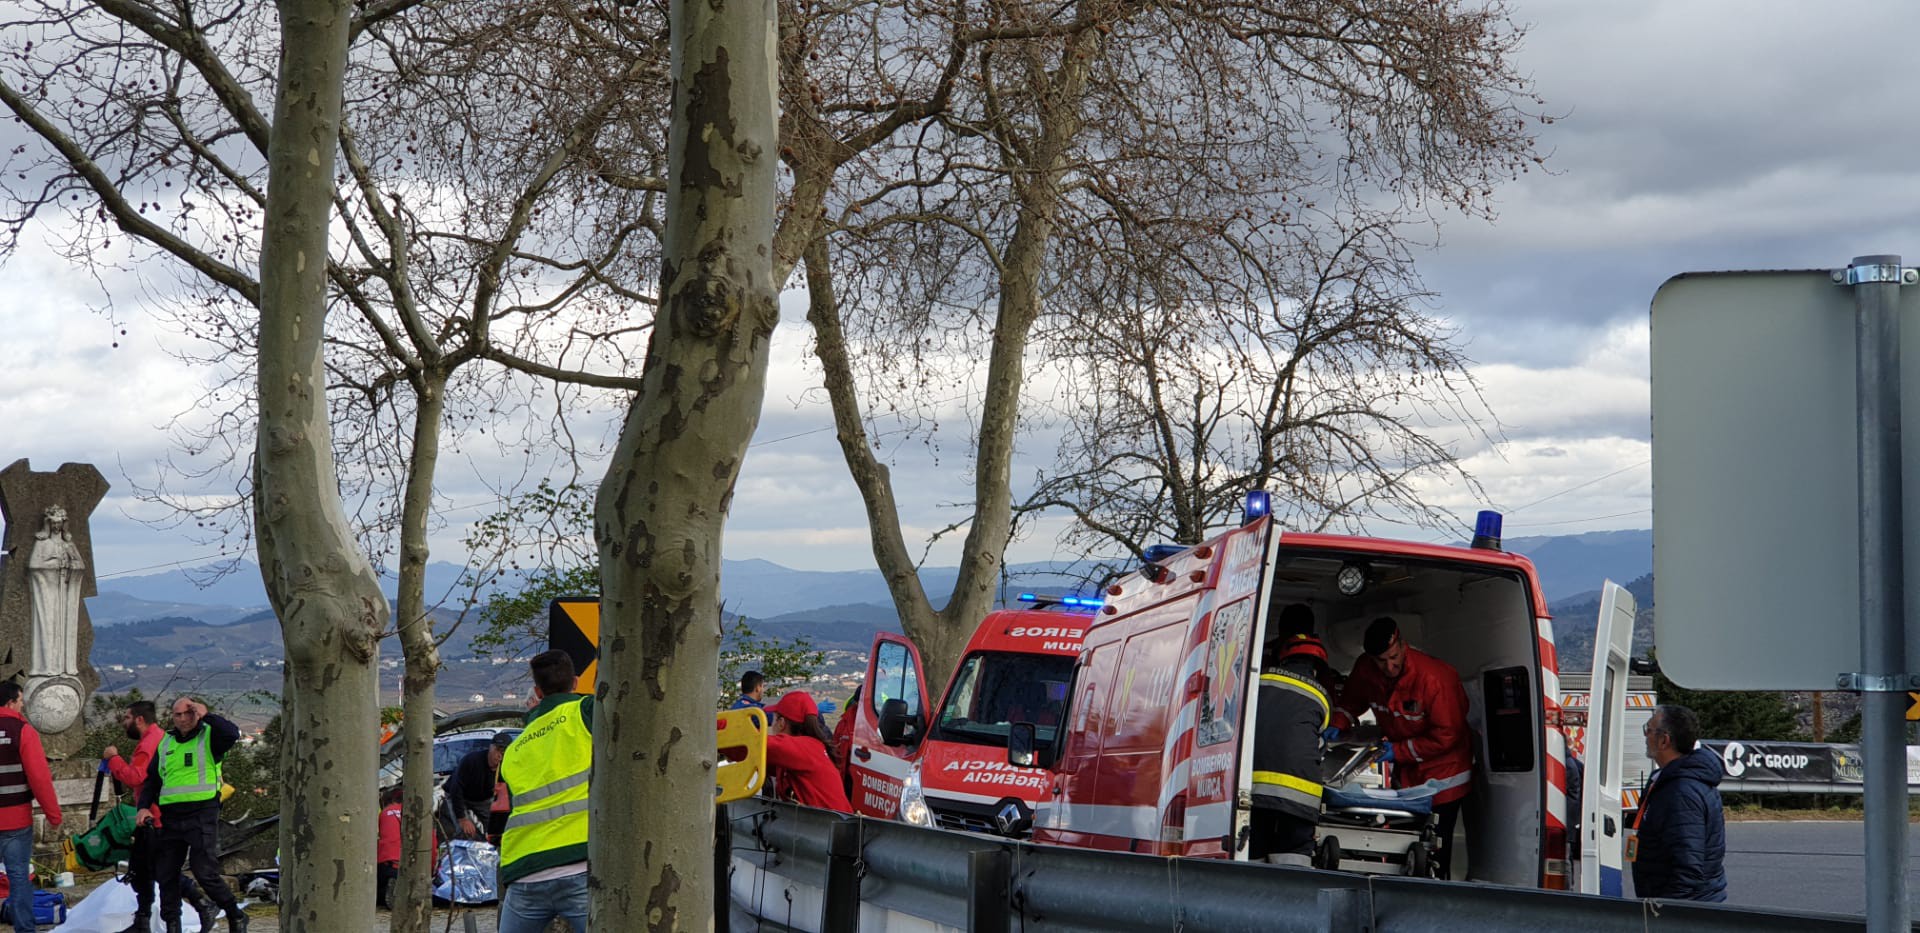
<box><xmin>128</xmin><ymin>823</ymin><xmax>157</xmax><ymax>913</ymax></box>
<box><xmin>1249</xmin><ymin>808</ymin><xmax>1316</xmax><ymax>860</ymax></box>
<box><xmin>1434</xmin><ymin>799</ymin><xmax>1463</xmax><ymax>879</ymax></box>
<box><xmin>377</xmin><ymin>862</ymin><xmax>398</xmax><ymax>910</ymax></box>
<box><xmin>155</xmin><ymin>806</ymin><xmax>237</xmax><ymax>921</ymax></box>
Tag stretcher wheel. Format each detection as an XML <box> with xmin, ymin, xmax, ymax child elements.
<box><xmin>1405</xmin><ymin>842</ymin><xmax>1432</xmax><ymax>878</ymax></box>
<box><xmin>1314</xmin><ymin>836</ymin><xmax>1341</xmax><ymax>870</ymax></box>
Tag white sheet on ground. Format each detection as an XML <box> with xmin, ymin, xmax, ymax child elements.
<box><xmin>52</xmin><ymin>877</ymin><xmax>202</xmax><ymax>933</ymax></box>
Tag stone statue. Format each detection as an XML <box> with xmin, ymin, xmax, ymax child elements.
<box><xmin>0</xmin><ymin>459</ymin><xmax>108</xmax><ymax>758</ymax></box>
<box><xmin>27</xmin><ymin>505</ymin><xmax>84</xmax><ymax>677</ymax></box>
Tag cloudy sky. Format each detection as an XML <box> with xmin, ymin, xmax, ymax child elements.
<box><xmin>5</xmin><ymin>0</ymin><xmax>1916</xmax><ymax>581</ymax></box>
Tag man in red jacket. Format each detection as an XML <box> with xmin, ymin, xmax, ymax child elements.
<box><xmin>104</xmin><ymin>699</ymin><xmax>165</xmax><ymax>932</ymax></box>
<box><xmin>103</xmin><ymin>700</ymin><xmax>217</xmax><ymax>933</ymax></box>
<box><xmin>1329</xmin><ymin>617</ymin><xmax>1472</xmax><ymax>877</ymax></box>
<box><xmin>1</xmin><ymin>681</ymin><xmax>61</xmax><ymax>933</ymax></box>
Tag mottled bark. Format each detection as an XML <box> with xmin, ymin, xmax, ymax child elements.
<box><xmin>589</xmin><ymin>0</ymin><xmax>779</xmax><ymax>926</ymax></box>
<box><xmin>388</xmin><ymin>373</ymin><xmax>446</xmax><ymax>933</ymax></box>
<box><xmin>254</xmin><ymin>0</ymin><xmax>385</xmax><ymax>927</ymax></box>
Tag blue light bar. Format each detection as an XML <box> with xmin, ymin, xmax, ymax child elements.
<box><xmin>1016</xmin><ymin>592</ymin><xmax>1104</xmax><ymax>611</ymax></box>
<box><xmin>1143</xmin><ymin>543</ymin><xmax>1185</xmax><ymax>562</ymax></box>
<box><xmin>1243</xmin><ymin>489</ymin><xmax>1272</xmax><ymax>526</ymax></box>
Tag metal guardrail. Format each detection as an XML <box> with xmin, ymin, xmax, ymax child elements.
<box><xmin>722</xmin><ymin>799</ymin><xmax>1891</xmax><ymax>933</ymax></box>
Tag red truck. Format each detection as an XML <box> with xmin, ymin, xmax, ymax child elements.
<box><xmin>845</xmin><ymin>596</ymin><xmax>1093</xmax><ymax>835</ymax></box>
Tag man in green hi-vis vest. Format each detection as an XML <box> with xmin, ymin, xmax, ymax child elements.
<box><xmin>497</xmin><ymin>649</ymin><xmax>593</xmax><ymax>933</ymax></box>
<box><xmin>137</xmin><ymin>696</ymin><xmax>247</xmax><ymax>933</ymax></box>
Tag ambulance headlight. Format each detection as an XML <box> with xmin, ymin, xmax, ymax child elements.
<box><xmin>898</xmin><ymin>763</ymin><xmax>933</xmax><ymax>828</ymax></box>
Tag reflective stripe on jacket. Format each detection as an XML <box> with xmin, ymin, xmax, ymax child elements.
<box><xmin>499</xmin><ymin>696</ymin><xmax>591</xmax><ymax>885</ymax></box>
<box><xmin>158</xmin><ymin>728</ymin><xmax>219</xmax><ymax>806</ymax></box>
<box><xmin>1251</xmin><ymin>660</ymin><xmax>1330</xmax><ymax>822</ymax></box>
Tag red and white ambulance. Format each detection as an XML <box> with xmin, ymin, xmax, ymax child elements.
<box><xmin>845</xmin><ymin>595</ymin><xmax>1093</xmax><ymax>835</ymax></box>
<box><xmin>1013</xmin><ymin>497</ymin><xmax>1632</xmax><ymax>891</ymax></box>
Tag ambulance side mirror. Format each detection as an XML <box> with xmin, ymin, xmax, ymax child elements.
<box><xmin>878</xmin><ymin>698</ymin><xmax>921</xmax><ymax>747</ymax></box>
<box><xmin>1008</xmin><ymin>722</ymin><xmax>1037</xmax><ymax>768</ymax></box>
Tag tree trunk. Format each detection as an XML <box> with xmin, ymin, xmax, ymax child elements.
<box><xmin>255</xmin><ymin>0</ymin><xmax>385</xmax><ymax>927</ymax></box>
<box><xmin>802</xmin><ymin>30</ymin><xmax>1095</xmax><ymax>686</ymax></box>
<box><xmin>589</xmin><ymin>0</ymin><xmax>779</xmax><ymax>925</ymax></box>
<box><xmin>389</xmin><ymin>373</ymin><xmax>446</xmax><ymax>933</ymax></box>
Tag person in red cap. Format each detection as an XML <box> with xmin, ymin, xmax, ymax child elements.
<box><xmin>763</xmin><ymin>692</ymin><xmax>852</xmax><ymax>813</ymax></box>
<box><xmin>1328</xmin><ymin>616</ymin><xmax>1471</xmax><ymax>877</ymax></box>
<box><xmin>1250</xmin><ymin>626</ymin><xmax>1331</xmax><ymax>864</ymax></box>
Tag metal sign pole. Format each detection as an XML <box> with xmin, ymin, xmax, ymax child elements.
<box><xmin>1846</xmin><ymin>254</ymin><xmax>1912</xmax><ymax>933</ymax></box>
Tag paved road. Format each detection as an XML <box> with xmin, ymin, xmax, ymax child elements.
<box><xmin>1623</xmin><ymin>820</ymin><xmax>1920</xmax><ymax>918</ymax></box>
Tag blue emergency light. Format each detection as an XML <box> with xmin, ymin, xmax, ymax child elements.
<box><xmin>1243</xmin><ymin>489</ymin><xmax>1272</xmax><ymax>525</ymax></box>
<box><xmin>1016</xmin><ymin>592</ymin><xmax>1105</xmax><ymax>611</ymax></box>
<box><xmin>1471</xmin><ymin>509</ymin><xmax>1503</xmax><ymax>551</ymax></box>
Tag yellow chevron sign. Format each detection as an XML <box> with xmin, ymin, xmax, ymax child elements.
<box><xmin>1908</xmin><ymin>692</ymin><xmax>1920</xmax><ymax>722</ymax></box>
<box><xmin>548</xmin><ymin>597</ymin><xmax>600</xmax><ymax>693</ymax></box>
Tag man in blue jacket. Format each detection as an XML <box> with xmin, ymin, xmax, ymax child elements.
<box><xmin>1630</xmin><ymin>704</ymin><xmax>1727</xmax><ymax>901</ymax></box>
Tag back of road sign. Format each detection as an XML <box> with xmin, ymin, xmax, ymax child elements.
<box><xmin>1651</xmin><ymin>269</ymin><xmax>1920</xmax><ymax>691</ymax></box>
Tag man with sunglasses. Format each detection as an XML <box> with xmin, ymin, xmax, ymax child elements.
<box><xmin>1629</xmin><ymin>704</ymin><xmax>1727</xmax><ymax>901</ymax></box>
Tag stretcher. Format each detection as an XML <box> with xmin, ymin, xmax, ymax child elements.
<box><xmin>1311</xmin><ymin>743</ymin><xmax>1441</xmax><ymax>877</ymax></box>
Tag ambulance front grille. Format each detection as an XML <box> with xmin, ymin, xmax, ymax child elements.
<box><xmin>930</xmin><ymin>800</ymin><xmax>1002</xmax><ymax>835</ymax></box>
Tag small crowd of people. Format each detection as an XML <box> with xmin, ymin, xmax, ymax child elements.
<box><xmin>1247</xmin><ymin>604</ymin><xmax>1727</xmax><ymax>900</ymax></box>
<box><xmin>731</xmin><ymin>671</ymin><xmax>853</xmax><ymax>814</ymax></box>
<box><xmin>434</xmin><ymin>654</ymin><xmax>853</xmax><ymax>933</ymax></box>
<box><xmin>2</xmin><ymin>685</ymin><xmax>252</xmax><ymax>933</ymax></box>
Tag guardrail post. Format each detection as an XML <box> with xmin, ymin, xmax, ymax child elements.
<box><xmin>714</xmin><ymin>806</ymin><xmax>731</xmax><ymax>933</ymax></box>
<box><xmin>1316</xmin><ymin>887</ymin><xmax>1367</xmax><ymax>933</ymax></box>
<box><xmin>968</xmin><ymin>849</ymin><xmax>1013</xmax><ymax>933</ymax></box>
<box><xmin>822</xmin><ymin>820</ymin><xmax>863</xmax><ymax>932</ymax></box>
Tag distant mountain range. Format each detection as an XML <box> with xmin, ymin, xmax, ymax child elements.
<box><xmin>82</xmin><ymin>528</ymin><xmax>1653</xmax><ymax>669</ymax></box>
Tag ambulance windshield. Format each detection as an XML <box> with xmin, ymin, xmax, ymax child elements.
<box><xmin>934</xmin><ymin>651</ymin><xmax>1074</xmax><ymax>748</ymax></box>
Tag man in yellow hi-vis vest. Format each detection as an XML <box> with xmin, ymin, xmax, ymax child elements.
<box><xmin>136</xmin><ymin>696</ymin><xmax>247</xmax><ymax>933</ymax></box>
<box><xmin>497</xmin><ymin>650</ymin><xmax>593</xmax><ymax>933</ymax></box>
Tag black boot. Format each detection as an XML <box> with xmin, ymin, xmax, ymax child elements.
<box><xmin>224</xmin><ymin>905</ymin><xmax>249</xmax><ymax>933</ymax></box>
<box><xmin>164</xmin><ymin>919</ymin><xmax>184</xmax><ymax>933</ymax></box>
<box><xmin>186</xmin><ymin>882</ymin><xmax>218</xmax><ymax>932</ymax></box>
<box><xmin>114</xmin><ymin>911</ymin><xmax>150</xmax><ymax>933</ymax></box>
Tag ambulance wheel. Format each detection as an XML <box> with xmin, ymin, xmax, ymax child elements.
<box><xmin>1405</xmin><ymin>843</ymin><xmax>1432</xmax><ymax>878</ymax></box>
<box><xmin>1314</xmin><ymin>836</ymin><xmax>1341</xmax><ymax>870</ymax></box>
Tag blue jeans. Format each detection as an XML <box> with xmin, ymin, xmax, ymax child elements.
<box><xmin>2</xmin><ymin>826</ymin><xmax>32</xmax><ymax>933</ymax></box>
<box><xmin>498</xmin><ymin>871</ymin><xmax>588</xmax><ymax>933</ymax></box>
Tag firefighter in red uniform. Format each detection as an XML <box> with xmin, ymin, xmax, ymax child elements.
<box><xmin>1328</xmin><ymin>617</ymin><xmax>1472</xmax><ymax>877</ymax></box>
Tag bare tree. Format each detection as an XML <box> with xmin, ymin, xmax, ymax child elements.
<box><xmin>0</xmin><ymin>3</ymin><xmax>661</xmax><ymax>927</ymax></box>
<box><xmin>797</xmin><ymin>0</ymin><xmax>1540</xmax><ymax>682</ymax></box>
<box><xmin>1025</xmin><ymin>213</ymin><xmax>1494</xmax><ymax>570</ymax></box>
<box><xmin>588</xmin><ymin>0</ymin><xmax>777</xmax><ymax>925</ymax></box>
<box><xmin>252</xmin><ymin>0</ymin><xmax>384</xmax><ymax>922</ymax></box>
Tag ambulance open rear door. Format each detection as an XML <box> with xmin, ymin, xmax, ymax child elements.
<box><xmin>1579</xmin><ymin>580</ymin><xmax>1635</xmax><ymax>895</ymax></box>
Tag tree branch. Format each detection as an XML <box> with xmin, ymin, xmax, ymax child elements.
<box><xmin>0</xmin><ymin>76</ymin><xmax>260</xmax><ymax>306</ymax></box>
